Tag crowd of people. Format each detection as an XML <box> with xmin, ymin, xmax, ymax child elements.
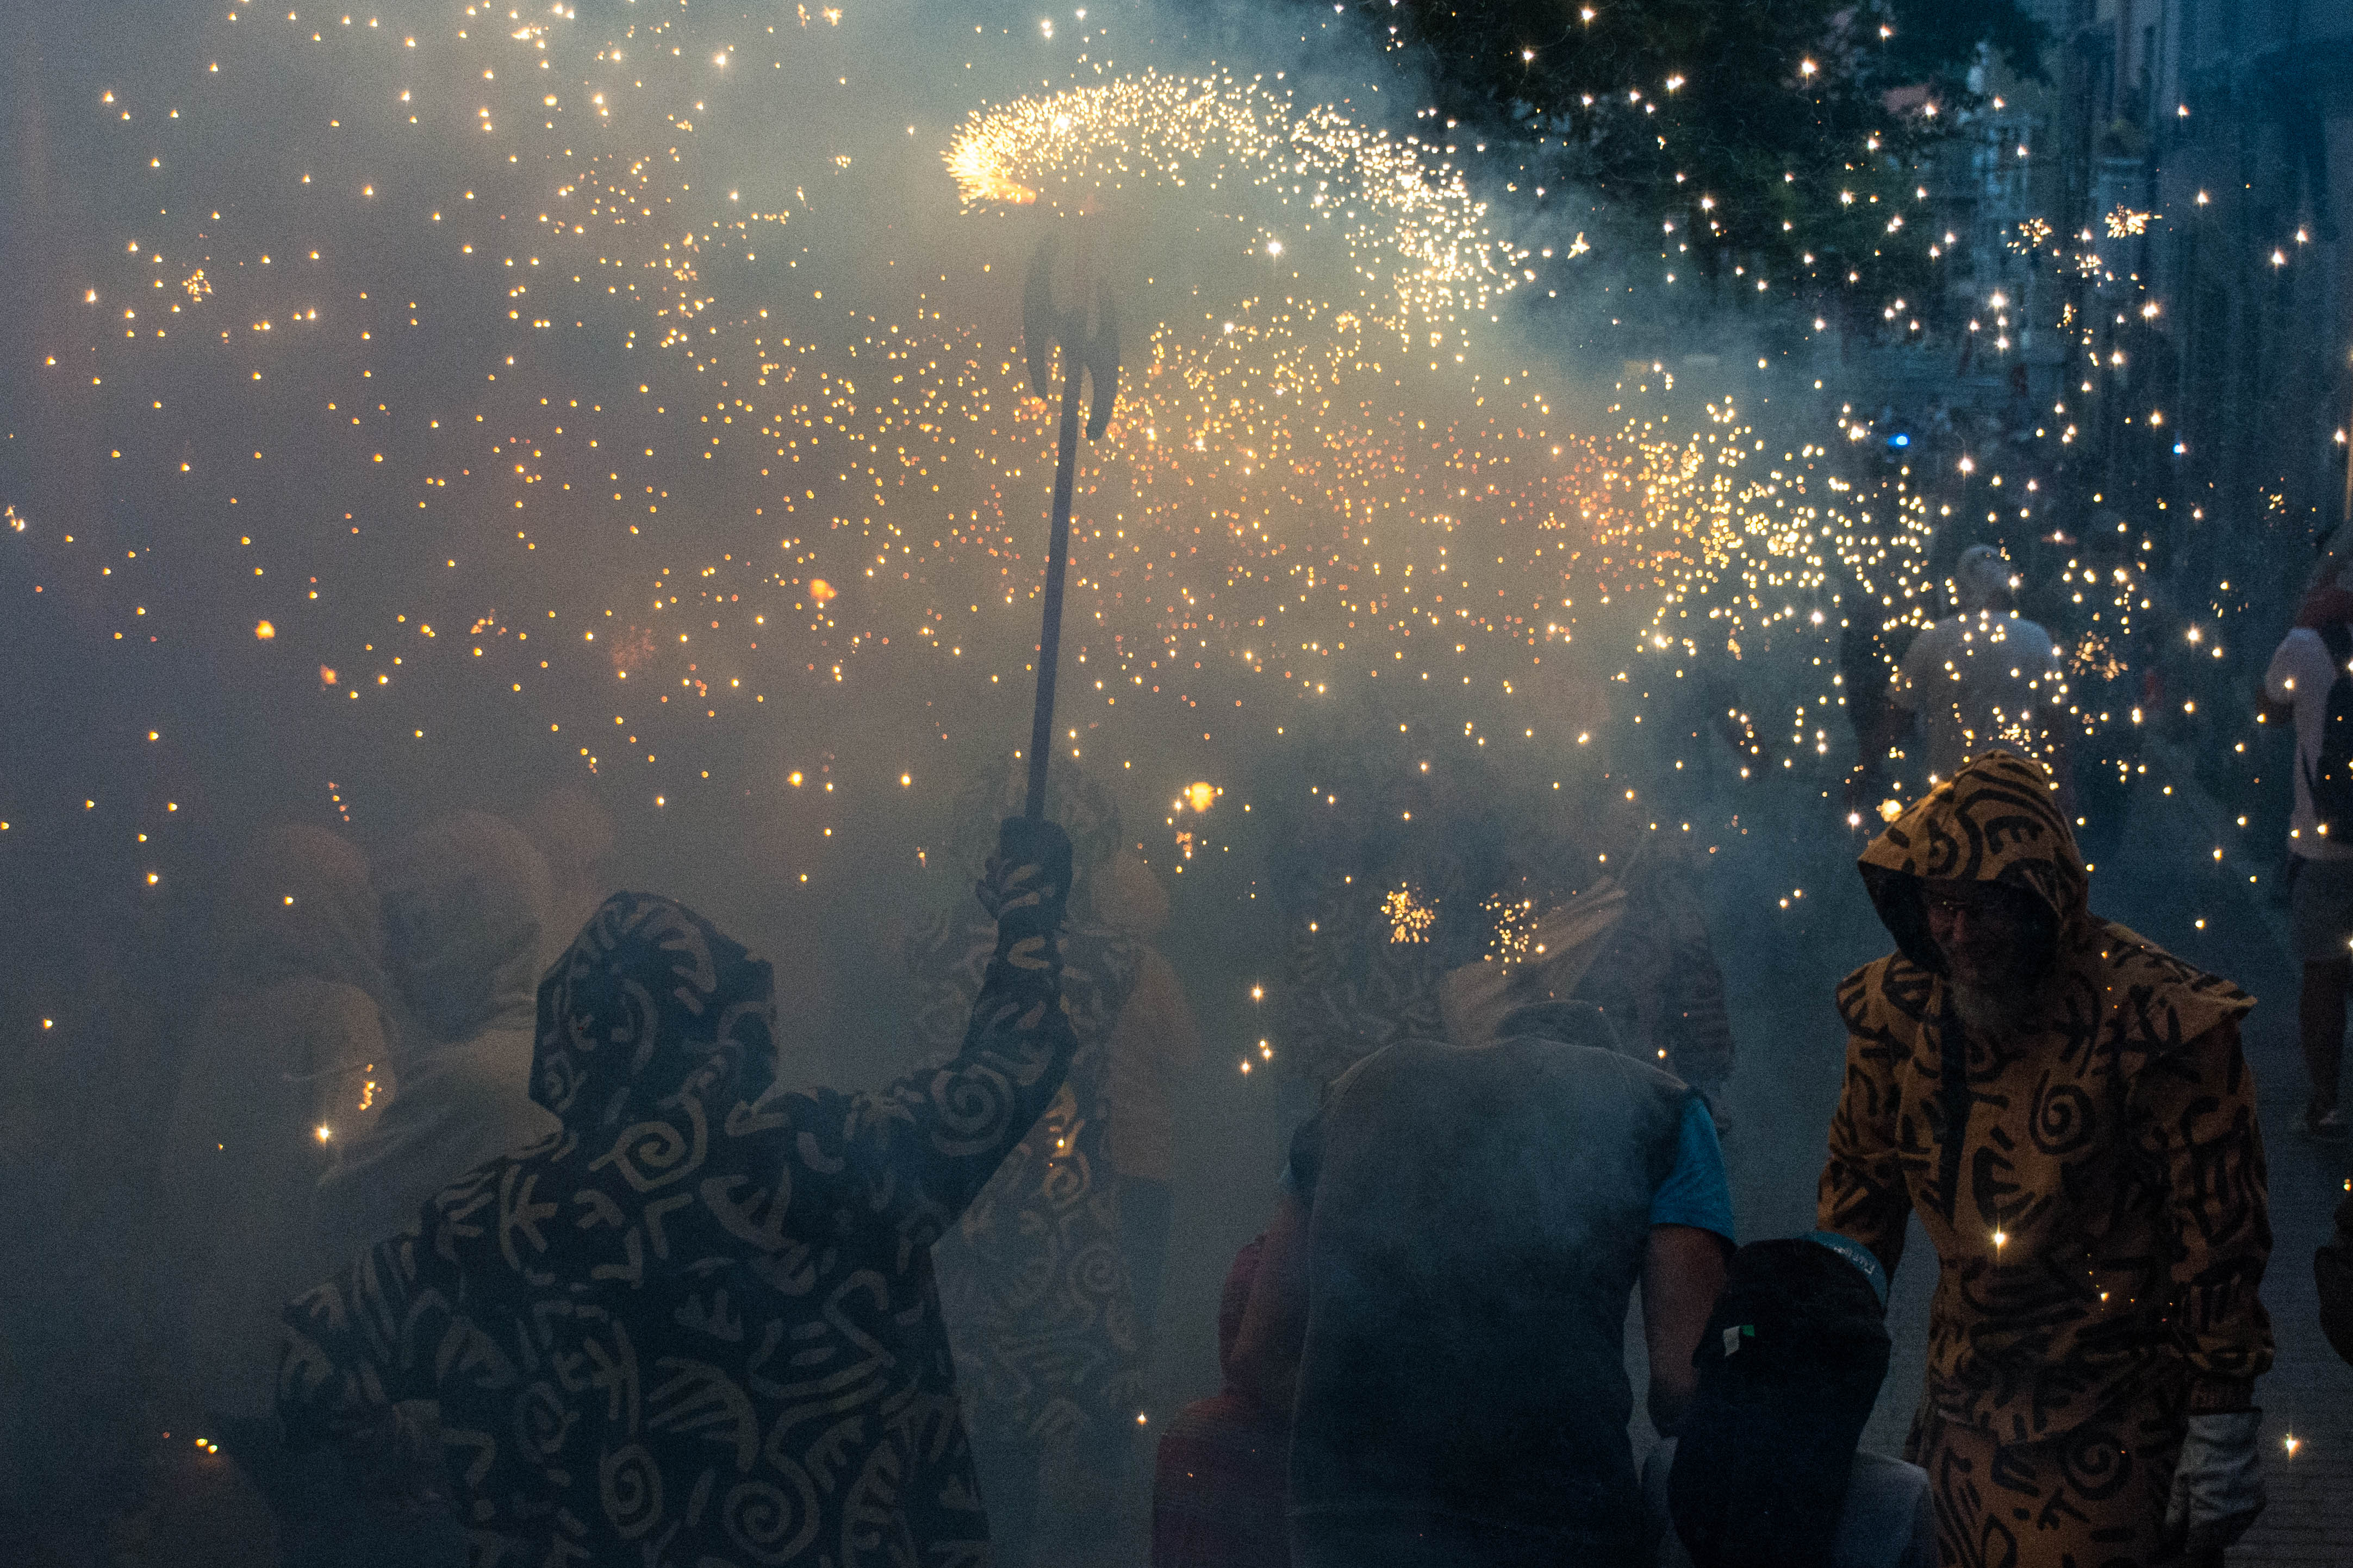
<box><xmin>9</xmin><ymin>538</ymin><xmax>2353</xmax><ymax>1568</ymax></box>
<box><xmin>1157</xmin><ymin>747</ymin><xmax>2321</xmax><ymax>1568</ymax></box>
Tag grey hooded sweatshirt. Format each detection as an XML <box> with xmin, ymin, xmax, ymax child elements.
<box><xmin>313</xmin><ymin>813</ymin><xmax>559</xmax><ymax>1260</ymax></box>
<box><xmin>158</xmin><ymin>824</ymin><xmax>393</xmax><ymax>1419</ymax></box>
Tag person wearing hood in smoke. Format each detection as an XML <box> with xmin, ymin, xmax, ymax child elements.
<box><xmin>1278</xmin><ymin>750</ymin><xmax>1508</xmax><ymax>1093</ymax></box>
<box><xmin>278</xmin><ymin>816</ymin><xmax>1079</xmax><ymax>1566</ymax></box>
<box><xmin>1430</xmin><ymin>817</ymin><xmax>1736</xmax><ymax>1120</ymax></box>
<box><xmin>1099</xmin><ymin>846</ymin><xmax>1201</xmax><ymax>1340</ymax></box>
<box><xmin>521</xmin><ymin>784</ymin><xmax>621</xmax><ymax>972</ymax></box>
<box><xmin>312</xmin><ymin>811</ymin><xmax>562</xmax><ymax>1262</ymax></box>
<box><xmin>904</xmin><ymin>763</ymin><xmax>1156</xmax><ymax>1568</ymax></box>
<box><xmin>1885</xmin><ymin>544</ymin><xmax>2068</xmax><ymax>794</ymax></box>
<box><xmin>1819</xmin><ymin>749</ymin><xmax>2272</xmax><ymax>1567</ymax></box>
<box><xmin>1232</xmin><ymin>997</ymin><xmax>1733</xmax><ymax>1568</ymax></box>
<box><xmin>1150</xmin><ymin>1232</ymin><xmax>1291</xmax><ymax>1568</ymax></box>
<box><xmin>1553</xmin><ymin>832</ymin><xmax>1735</xmax><ymax>1116</ymax></box>
<box><xmin>152</xmin><ymin>828</ymin><xmax>394</xmax><ymax>1503</ymax></box>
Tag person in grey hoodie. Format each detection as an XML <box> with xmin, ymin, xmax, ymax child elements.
<box><xmin>150</xmin><ymin>824</ymin><xmax>413</xmax><ymax>1565</ymax></box>
<box><xmin>158</xmin><ymin>824</ymin><xmax>393</xmax><ymax>1435</ymax></box>
<box><xmin>313</xmin><ymin>811</ymin><xmax>560</xmax><ymax>1263</ymax></box>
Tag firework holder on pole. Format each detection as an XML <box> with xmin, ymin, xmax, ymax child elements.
<box><xmin>1019</xmin><ymin>238</ymin><xmax>1119</xmax><ymax>819</ymax></box>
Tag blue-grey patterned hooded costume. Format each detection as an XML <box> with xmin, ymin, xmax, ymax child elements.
<box><xmin>280</xmin><ymin>875</ymin><xmax>1076</xmax><ymax>1567</ymax></box>
<box><xmin>908</xmin><ymin>765</ymin><xmax>1144</xmax><ymax>1458</ymax></box>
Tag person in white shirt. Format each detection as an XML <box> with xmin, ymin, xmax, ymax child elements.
<box><xmin>2263</xmin><ymin>591</ymin><xmax>2353</xmax><ymax>1141</ymax></box>
<box><xmin>1889</xmin><ymin>545</ymin><xmax>2068</xmax><ymax>791</ymax></box>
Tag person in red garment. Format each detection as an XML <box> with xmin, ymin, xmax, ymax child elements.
<box><xmin>1151</xmin><ymin>1233</ymin><xmax>1291</xmax><ymax>1568</ymax></box>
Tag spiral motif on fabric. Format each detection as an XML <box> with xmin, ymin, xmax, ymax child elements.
<box><xmin>717</xmin><ymin>995</ymin><xmax>775</xmax><ymax>1065</ymax></box>
<box><xmin>594</xmin><ymin>1107</ymin><xmax>706</xmax><ymax>1191</ymax></box>
<box><xmin>1919</xmin><ymin>821</ymin><xmax>1968</xmax><ymax>882</ymax></box>
<box><xmin>1038</xmin><ymin>1151</ymin><xmax>1087</xmax><ymax>1208</ymax></box>
<box><xmin>929</xmin><ymin>1065</ymin><xmax>1013</xmax><ymax>1153</ymax></box>
<box><xmin>2058</xmin><ymin>1420</ymin><xmax>2132</xmax><ymax>1501</ymax></box>
<box><xmin>513</xmin><ymin>1380</ymin><xmax>574</xmax><ymax>1467</ymax></box>
<box><xmin>1068</xmin><ymin>1239</ymin><xmax>1124</xmax><ymax>1305</ymax></box>
<box><xmin>723</xmin><ymin>1471</ymin><xmax>820</xmax><ymax>1566</ymax></box>
<box><xmin>599</xmin><ymin>1443</ymin><xmax>664</xmax><ymax>1539</ymax></box>
<box><xmin>534</xmin><ymin>1047</ymin><xmax>586</xmax><ymax>1119</ymax></box>
<box><xmin>2030</xmin><ymin>1081</ymin><xmax>2096</xmax><ymax>1157</ymax></box>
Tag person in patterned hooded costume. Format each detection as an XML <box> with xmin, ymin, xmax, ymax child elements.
<box><xmin>277</xmin><ymin>817</ymin><xmax>1077</xmax><ymax>1567</ymax></box>
<box><xmin>904</xmin><ymin>763</ymin><xmax>1148</xmax><ymax>1566</ymax></box>
<box><xmin>1818</xmin><ymin>749</ymin><xmax>2271</xmax><ymax>1567</ymax></box>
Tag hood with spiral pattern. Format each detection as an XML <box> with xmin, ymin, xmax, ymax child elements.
<box><xmin>531</xmin><ymin>891</ymin><xmax>777</xmax><ymax>1132</ymax></box>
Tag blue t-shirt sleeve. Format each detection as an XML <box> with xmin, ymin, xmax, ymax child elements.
<box><xmin>1648</xmin><ymin>1098</ymin><xmax>1735</xmax><ymax>1244</ymax></box>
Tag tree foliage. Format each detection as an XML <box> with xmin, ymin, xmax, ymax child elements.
<box><xmin>1329</xmin><ymin>0</ymin><xmax>2044</xmax><ymax>313</ymax></box>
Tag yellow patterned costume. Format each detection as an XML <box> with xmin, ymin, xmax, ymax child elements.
<box><xmin>1818</xmin><ymin>750</ymin><xmax>2271</xmax><ymax>1567</ymax></box>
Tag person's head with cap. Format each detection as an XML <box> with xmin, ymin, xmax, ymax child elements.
<box><xmin>1666</xmin><ymin>1232</ymin><xmax>1894</xmax><ymax>1568</ymax></box>
<box><xmin>1950</xmin><ymin>544</ymin><xmax>2015</xmax><ymax>616</ymax></box>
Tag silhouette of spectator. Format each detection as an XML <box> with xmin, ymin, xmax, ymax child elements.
<box><xmin>1232</xmin><ymin>999</ymin><xmax>1731</xmax><ymax>1567</ymax></box>
<box><xmin>1648</xmin><ymin>1234</ymin><xmax>1932</xmax><ymax>1568</ymax></box>
<box><xmin>156</xmin><ymin>827</ymin><xmax>393</xmax><ymax>1471</ymax></box>
<box><xmin>313</xmin><ymin>812</ymin><xmax>559</xmax><ymax>1261</ymax></box>
<box><xmin>1151</xmin><ymin>1234</ymin><xmax>1291</xmax><ymax>1568</ymax></box>
<box><xmin>1885</xmin><ymin>545</ymin><xmax>2068</xmax><ymax>790</ymax></box>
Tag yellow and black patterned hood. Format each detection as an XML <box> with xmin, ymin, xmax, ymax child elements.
<box><xmin>1857</xmin><ymin>749</ymin><xmax>2084</xmax><ymax>974</ymax></box>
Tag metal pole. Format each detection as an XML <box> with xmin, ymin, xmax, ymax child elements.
<box><xmin>1024</xmin><ymin>349</ymin><xmax>1085</xmax><ymax>819</ymax></box>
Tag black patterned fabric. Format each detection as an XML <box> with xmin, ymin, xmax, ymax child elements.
<box><xmin>913</xmin><ymin>760</ymin><xmax>1147</xmax><ymax>1464</ymax></box>
<box><xmin>1819</xmin><ymin>749</ymin><xmax>2272</xmax><ymax>1442</ymax></box>
<box><xmin>910</xmin><ymin>910</ymin><xmax>1144</xmax><ymax>1451</ymax></box>
<box><xmin>1908</xmin><ymin>1386</ymin><xmax>2188</xmax><ymax>1568</ymax></box>
<box><xmin>1573</xmin><ymin>841</ymin><xmax>1737</xmax><ymax>1096</ymax></box>
<box><xmin>279</xmin><ymin>878</ymin><xmax>1078</xmax><ymax>1567</ymax></box>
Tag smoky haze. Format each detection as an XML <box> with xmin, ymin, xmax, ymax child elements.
<box><xmin>0</xmin><ymin>0</ymin><xmax>1957</xmax><ymax>1559</ymax></box>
